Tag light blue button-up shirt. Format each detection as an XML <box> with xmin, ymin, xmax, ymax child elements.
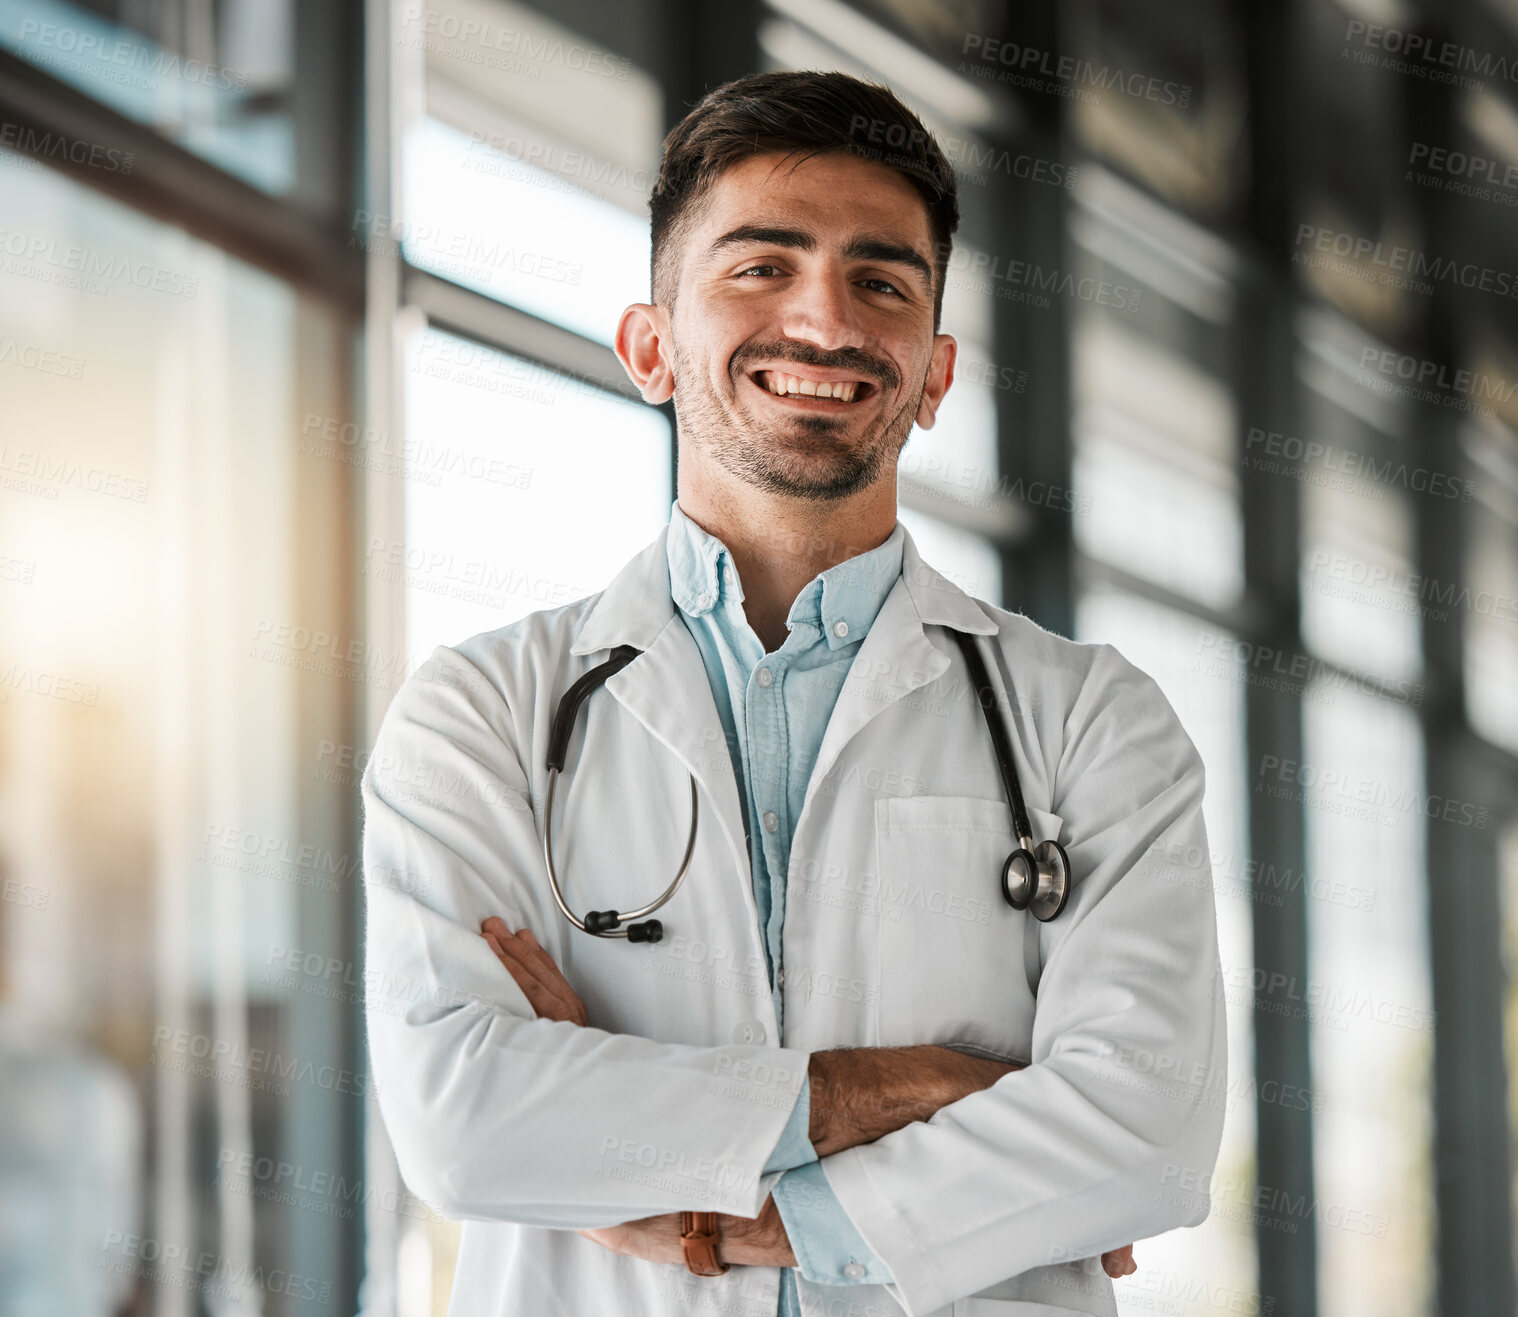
<box><xmin>666</xmin><ymin>498</ymin><xmax>899</xmax><ymax>1311</ymax></box>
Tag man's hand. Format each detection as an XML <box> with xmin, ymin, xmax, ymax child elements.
<box><xmin>480</xmin><ymin>916</ymin><xmax>587</xmax><ymax>1025</ymax></box>
<box><xmin>575</xmin><ymin>1195</ymin><xmax>797</xmax><ymax>1269</ymax></box>
<box><xmin>479</xmin><ymin>920</ymin><xmax>1139</xmax><ymax>1280</ymax></box>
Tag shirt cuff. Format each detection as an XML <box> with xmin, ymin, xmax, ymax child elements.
<box><xmin>762</xmin><ymin>1073</ymin><xmax>817</xmax><ymax>1174</ymax></box>
<box><xmin>772</xmin><ymin>1161</ymin><xmax>895</xmax><ymax>1285</ymax></box>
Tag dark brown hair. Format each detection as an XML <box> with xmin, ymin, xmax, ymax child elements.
<box><xmin>649</xmin><ymin>70</ymin><xmax>960</xmax><ymax>331</ymax></box>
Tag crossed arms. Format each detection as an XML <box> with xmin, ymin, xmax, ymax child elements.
<box><xmin>361</xmin><ymin>642</ymin><xmax>1224</xmax><ymax>1315</ymax></box>
<box><xmin>479</xmin><ymin>916</ymin><xmax>1139</xmax><ymax>1279</ymax></box>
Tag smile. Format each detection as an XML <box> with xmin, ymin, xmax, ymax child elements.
<box><xmin>748</xmin><ymin>369</ymin><xmax>878</xmax><ymax>405</ymax></box>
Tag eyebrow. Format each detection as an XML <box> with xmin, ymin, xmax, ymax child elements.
<box><xmin>707</xmin><ymin>223</ymin><xmax>934</xmax><ymax>293</ymax></box>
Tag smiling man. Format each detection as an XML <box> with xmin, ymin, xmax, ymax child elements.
<box><xmin>362</xmin><ymin>70</ymin><xmax>1226</xmax><ymax>1317</ymax></box>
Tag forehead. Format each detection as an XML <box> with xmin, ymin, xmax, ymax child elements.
<box><xmin>691</xmin><ymin>150</ymin><xmax>934</xmax><ymax>252</ymax></box>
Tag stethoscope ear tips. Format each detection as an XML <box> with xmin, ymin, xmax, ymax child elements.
<box><xmin>1001</xmin><ymin>842</ymin><xmax>1071</xmax><ymax>922</ymax></box>
<box><xmin>584</xmin><ymin>911</ymin><xmax>663</xmax><ymax>942</ymax></box>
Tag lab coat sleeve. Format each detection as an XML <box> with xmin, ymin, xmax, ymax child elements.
<box><xmin>361</xmin><ymin>644</ymin><xmax>811</xmax><ymax>1228</ymax></box>
<box><xmin>816</xmin><ymin>642</ymin><xmax>1228</xmax><ymax>1317</ymax></box>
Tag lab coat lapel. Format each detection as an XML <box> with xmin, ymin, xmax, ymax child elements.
<box><xmin>803</xmin><ymin>524</ymin><xmax>1001</xmax><ymax>813</ymax></box>
<box><xmin>568</xmin><ymin>526</ymin><xmax>754</xmax><ymax>895</ymax></box>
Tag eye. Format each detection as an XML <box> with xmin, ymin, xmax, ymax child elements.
<box><xmin>737</xmin><ymin>264</ymin><xmax>783</xmax><ymax>278</ymax></box>
<box><xmin>860</xmin><ymin>278</ymin><xmax>905</xmax><ymax>297</ymax></box>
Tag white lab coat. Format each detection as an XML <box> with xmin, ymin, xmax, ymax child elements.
<box><xmin>361</xmin><ymin>520</ymin><xmax>1227</xmax><ymax>1317</ymax></box>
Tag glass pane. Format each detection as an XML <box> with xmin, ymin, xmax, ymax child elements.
<box><xmin>1076</xmin><ymin>587</ymin><xmax>1260</xmax><ymax>1317</ymax></box>
<box><xmin>1463</xmin><ymin>426</ymin><xmax>1518</xmax><ymax>755</ymax></box>
<box><xmin>1501</xmin><ymin>819</ymin><xmax>1518</xmax><ymax>1265</ymax></box>
<box><xmin>1299</xmin><ymin>469</ymin><xmax>1422</xmax><ymax>686</ymax></box>
<box><xmin>898</xmin><ymin>507</ymin><xmax>1002</xmax><ymax>606</ymax></box>
<box><xmin>898</xmin><ymin>334</ymin><xmax>1000</xmax><ymax>512</ymax></box>
<box><xmin>402</xmin><ymin>115</ymin><xmax>651</xmax><ymax>346</ymax></box>
<box><xmin>0</xmin><ymin>0</ymin><xmax>298</xmax><ymax>194</ymax></box>
<box><xmin>1073</xmin><ymin>318</ymin><xmax>1243</xmax><ymax>609</ymax></box>
<box><xmin>401</xmin><ymin>329</ymin><xmax>672</xmax><ymax>662</ymax></box>
<box><xmin>0</xmin><ymin>157</ymin><xmax>358</xmax><ymax>1307</ymax></box>
<box><xmin>1302</xmin><ymin>685</ymin><xmax>1434</xmax><ymax>1317</ymax></box>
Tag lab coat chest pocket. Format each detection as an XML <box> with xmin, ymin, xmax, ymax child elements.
<box><xmin>873</xmin><ymin>795</ymin><xmax>1062</xmax><ymax>1064</ymax></box>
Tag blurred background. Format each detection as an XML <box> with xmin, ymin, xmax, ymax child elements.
<box><xmin>1</xmin><ymin>0</ymin><xmax>1516</xmax><ymax>1313</ymax></box>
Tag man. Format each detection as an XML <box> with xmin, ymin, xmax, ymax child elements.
<box><xmin>362</xmin><ymin>70</ymin><xmax>1225</xmax><ymax>1317</ymax></box>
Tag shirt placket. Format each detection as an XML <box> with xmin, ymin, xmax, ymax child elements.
<box><xmin>745</xmin><ymin>646</ymin><xmax>791</xmax><ymax>1028</ymax></box>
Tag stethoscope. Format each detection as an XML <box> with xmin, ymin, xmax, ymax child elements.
<box><xmin>542</xmin><ymin>627</ymin><xmax>1071</xmax><ymax>944</ymax></box>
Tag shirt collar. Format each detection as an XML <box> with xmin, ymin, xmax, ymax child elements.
<box><xmin>666</xmin><ymin>498</ymin><xmax>905</xmax><ymax>651</ymax></box>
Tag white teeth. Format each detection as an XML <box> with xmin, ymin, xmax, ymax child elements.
<box><xmin>761</xmin><ymin>371</ymin><xmax>861</xmax><ymax>402</ymax></box>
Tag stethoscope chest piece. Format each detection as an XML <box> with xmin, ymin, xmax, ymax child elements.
<box><xmin>1001</xmin><ymin>838</ymin><xmax>1071</xmax><ymax>922</ymax></box>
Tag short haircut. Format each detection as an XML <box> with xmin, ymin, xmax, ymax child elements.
<box><xmin>649</xmin><ymin>70</ymin><xmax>960</xmax><ymax>332</ymax></box>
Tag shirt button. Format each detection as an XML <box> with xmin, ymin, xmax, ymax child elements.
<box><xmin>833</xmin><ymin>620</ymin><xmax>849</xmax><ymax>638</ymax></box>
<box><xmin>844</xmin><ymin>1262</ymin><xmax>866</xmax><ymax>1280</ymax></box>
<box><xmin>732</xmin><ymin>1019</ymin><xmax>766</xmax><ymax>1045</ymax></box>
<box><xmin>696</xmin><ymin>593</ymin><xmax>713</xmax><ymax>609</ymax></box>
<box><xmin>763</xmin><ymin>811</ymin><xmax>779</xmax><ymax>833</ymax></box>
<box><xmin>776</xmin><ymin>970</ymin><xmax>785</xmax><ymax>987</ymax></box>
<box><xmin>756</xmin><ymin>666</ymin><xmax>773</xmax><ymax>687</ymax></box>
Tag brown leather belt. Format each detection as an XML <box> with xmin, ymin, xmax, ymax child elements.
<box><xmin>679</xmin><ymin>1211</ymin><xmax>729</xmax><ymax>1276</ymax></box>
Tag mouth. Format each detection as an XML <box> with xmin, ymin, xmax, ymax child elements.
<box><xmin>746</xmin><ymin>368</ymin><xmax>879</xmax><ymax>408</ymax></box>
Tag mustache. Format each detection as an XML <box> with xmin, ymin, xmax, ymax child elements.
<box><xmin>732</xmin><ymin>342</ymin><xmax>899</xmax><ymax>392</ymax></box>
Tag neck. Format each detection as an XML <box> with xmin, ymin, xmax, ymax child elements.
<box><xmin>676</xmin><ymin>467</ymin><xmax>897</xmax><ymax>653</ymax></box>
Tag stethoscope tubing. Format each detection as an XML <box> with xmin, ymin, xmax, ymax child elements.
<box><xmin>541</xmin><ymin>626</ymin><xmax>1070</xmax><ymax>938</ymax></box>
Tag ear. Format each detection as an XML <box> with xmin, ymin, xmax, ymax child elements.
<box><xmin>914</xmin><ymin>332</ymin><xmax>957</xmax><ymax>430</ymax></box>
<box><xmin>615</xmin><ymin>303</ymin><xmax>674</xmax><ymax>405</ymax></box>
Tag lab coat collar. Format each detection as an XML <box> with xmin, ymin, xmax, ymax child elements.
<box><xmin>570</xmin><ymin>516</ymin><xmax>997</xmax><ymax>660</ymax></box>
<box><xmin>569</xmin><ymin>516</ymin><xmax>1001</xmax><ymax>896</ymax></box>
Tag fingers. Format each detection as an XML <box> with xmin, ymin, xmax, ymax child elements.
<box><xmin>492</xmin><ymin>925</ymin><xmax>582</xmax><ymax>1021</ymax></box>
<box><xmin>480</xmin><ymin>919</ymin><xmax>588</xmax><ymax>1025</ymax></box>
<box><xmin>1100</xmin><ymin>1244</ymin><xmax>1137</xmax><ymax>1278</ymax></box>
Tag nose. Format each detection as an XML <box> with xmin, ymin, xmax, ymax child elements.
<box><xmin>776</xmin><ymin>267</ymin><xmax>869</xmax><ymax>354</ymax></box>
